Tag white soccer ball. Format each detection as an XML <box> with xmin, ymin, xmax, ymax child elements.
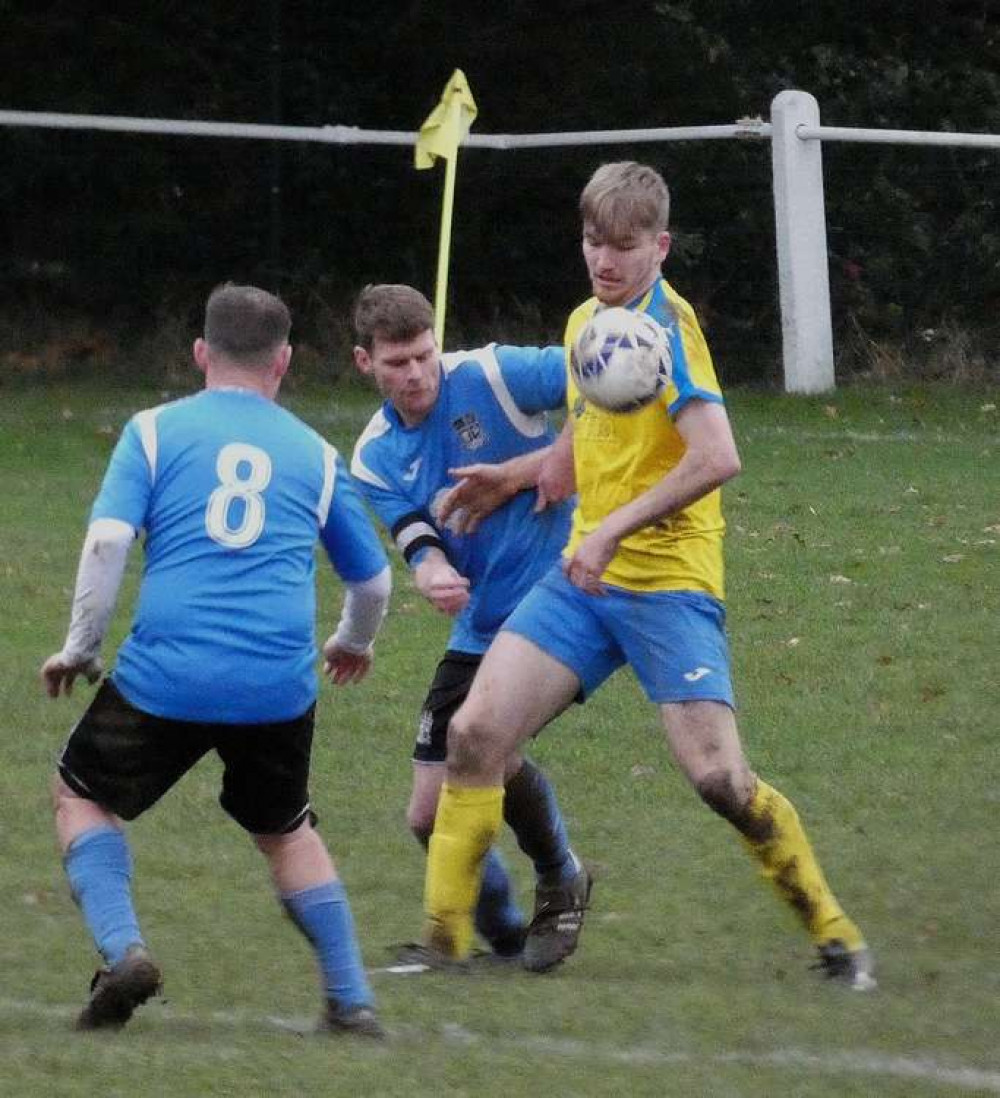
<box><xmin>570</xmin><ymin>307</ymin><xmax>672</xmax><ymax>413</ymax></box>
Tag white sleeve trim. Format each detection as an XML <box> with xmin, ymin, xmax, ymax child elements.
<box><xmin>329</xmin><ymin>565</ymin><xmax>392</xmax><ymax>653</ymax></box>
<box><xmin>59</xmin><ymin>518</ymin><xmax>136</xmax><ymax>664</ymax></box>
<box><xmin>317</xmin><ymin>440</ymin><xmax>338</xmax><ymax>527</ymax></box>
<box><xmin>441</xmin><ymin>344</ymin><xmax>548</xmax><ymax>438</ymax></box>
<box><xmin>350</xmin><ymin>411</ymin><xmax>393</xmax><ymax>491</ymax></box>
<box><xmin>133</xmin><ymin>407</ymin><xmax>162</xmax><ymax>480</ymax></box>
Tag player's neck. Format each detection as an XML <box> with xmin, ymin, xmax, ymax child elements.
<box><xmin>204</xmin><ymin>367</ymin><xmax>277</xmax><ymax>400</ymax></box>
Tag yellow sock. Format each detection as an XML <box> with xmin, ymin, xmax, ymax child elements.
<box><xmin>739</xmin><ymin>780</ymin><xmax>865</xmax><ymax>950</ymax></box>
<box><xmin>424</xmin><ymin>782</ymin><xmax>504</xmax><ymax>959</ymax></box>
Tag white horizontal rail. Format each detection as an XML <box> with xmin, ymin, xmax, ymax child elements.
<box><xmin>4</xmin><ymin>97</ymin><xmax>998</xmax><ymax>396</ymax></box>
<box><xmin>798</xmin><ymin>123</ymin><xmax>1000</xmax><ymax>150</ymax></box>
<box><xmin>470</xmin><ymin>122</ymin><xmax>771</xmax><ymax>149</ymax></box>
<box><xmin>0</xmin><ymin>108</ymin><xmax>771</xmax><ymax>149</ymax></box>
<box><xmin>0</xmin><ymin>109</ymin><xmax>416</xmax><ymax>145</ymax></box>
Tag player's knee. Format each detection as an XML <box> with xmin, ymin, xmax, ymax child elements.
<box><xmin>406</xmin><ymin>809</ymin><xmax>434</xmax><ymax>843</ymax></box>
<box><xmin>696</xmin><ymin>768</ymin><xmax>753</xmax><ymax>825</ymax></box>
<box><xmin>253</xmin><ymin>818</ymin><xmax>312</xmax><ymax>857</ymax></box>
<box><xmin>51</xmin><ymin>773</ymin><xmax>69</xmax><ymax>814</ymax></box>
<box><xmin>446</xmin><ymin>710</ymin><xmax>497</xmax><ymax>776</ymax></box>
<box><xmin>52</xmin><ymin>773</ymin><xmax>88</xmax><ymax>818</ymax></box>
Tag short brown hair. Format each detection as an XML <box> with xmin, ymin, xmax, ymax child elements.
<box><xmin>353</xmin><ymin>284</ymin><xmax>435</xmax><ymax>352</ymax></box>
<box><xmin>580</xmin><ymin>161</ymin><xmax>670</xmax><ymax>242</ymax></box>
<box><xmin>204</xmin><ymin>283</ymin><xmax>291</xmax><ymax>362</ymax></box>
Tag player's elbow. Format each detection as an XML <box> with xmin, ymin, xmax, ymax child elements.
<box><xmin>705</xmin><ymin>444</ymin><xmax>741</xmax><ymax>489</ymax></box>
<box><xmin>716</xmin><ymin>448</ymin><xmax>741</xmax><ymax>485</ymax></box>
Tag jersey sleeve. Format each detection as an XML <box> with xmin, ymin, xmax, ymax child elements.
<box><xmin>89</xmin><ymin>417</ymin><xmax>154</xmax><ymax>531</ymax></box>
<box><xmin>319</xmin><ymin>455</ymin><xmax>390</xmax><ymax>583</ymax></box>
<box><xmin>351</xmin><ymin>437</ymin><xmax>445</xmax><ymax>567</ymax></box>
<box><xmin>493</xmin><ymin>345</ymin><xmax>567</xmax><ymax>414</ymax></box>
<box><xmin>665</xmin><ymin>300</ymin><xmax>724</xmax><ymax>418</ymax></box>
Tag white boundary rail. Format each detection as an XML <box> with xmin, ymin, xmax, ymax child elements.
<box><xmin>3</xmin><ymin>92</ymin><xmax>999</xmax><ymax>392</ymax></box>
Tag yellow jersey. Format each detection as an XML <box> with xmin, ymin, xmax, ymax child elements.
<box><xmin>564</xmin><ymin>278</ymin><xmax>727</xmax><ymax>598</ymax></box>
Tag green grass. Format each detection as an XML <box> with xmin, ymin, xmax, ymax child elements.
<box><xmin>1</xmin><ymin>378</ymin><xmax>998</xmax><ymax>1097</ymax></box>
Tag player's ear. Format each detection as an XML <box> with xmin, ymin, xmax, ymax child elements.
<box><xmin>275</xmin><ymin>343</ymin><xmax>292</xmax><ymax>378</ymax></box>
<box><xmin>193</xmin><ymin>338</ymin><xmax>210</xmax><ymax>374</ymax></box>
<box><xmin>659</xmin><ymin>231</ymin><xmax>671</xmax><ymax>260</ymax></box>
<box><xmin>353</xmin><ymin>346</ymin><xmax>373</xmax><ymax>377</ymax></box>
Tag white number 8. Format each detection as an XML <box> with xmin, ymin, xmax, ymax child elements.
<box><xmin>205</xmin><ymin>443</ymin><xmax>272</xmax><ymax>548</ymax></box>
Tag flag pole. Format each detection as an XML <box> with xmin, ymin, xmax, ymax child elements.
<box><xmin>414</xmin><ymin>70</ymin><xmax>478</xmax><ymax>351</ymax></box>
<box><xmin>434</xmin><ymin>153</ymin><xmax>459</xmax><ymax>347</ymax></box>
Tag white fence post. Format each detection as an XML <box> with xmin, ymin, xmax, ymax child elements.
<box><xmin>771</xmin><ymin>90</ymin><xmax>835</xmax><ymax>393</ymax></box>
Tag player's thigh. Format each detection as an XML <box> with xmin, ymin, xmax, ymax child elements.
<box><xmin>456</xmin><ymin>631</ymin><xmax>581</xmax><ymax>754</ymax></box>
<box><xmin>214</xmin><ymin>706</ymin><xmax>315</xmax><ymax>835</ymax></box>
<box><xmin>58</xmin><ymin>678</ymin><xmax>211</xmax><ymax>820</ymax></box>
<box><xmin>499</xmin><ymin>562</ymin><xmax>625</xmax><ymax>704</ymax></box>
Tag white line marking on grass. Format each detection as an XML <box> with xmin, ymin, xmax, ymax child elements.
<box><xmin>2</xmin><ymin>997</ymin><xmax>998</xmax><ymax>1092</ymax></box>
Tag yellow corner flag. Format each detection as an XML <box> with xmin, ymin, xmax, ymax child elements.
<box><xmin>415</xmin><ymin>69</ymin><xmax>478</xmax><ymax>169</ymax></box>
<box><xmin>415</xmin><ymin>71</ymin><xmax>478</xmax><ymax>347</ymax></box>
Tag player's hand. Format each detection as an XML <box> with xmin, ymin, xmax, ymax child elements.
<box><xmin>413</xmin><ymin>558</ymin><xmax>471</xmax><ymax>616</ymax></box>
<box><xmin>563</xmin><ymin>531</ymin><xmax>618</xmax><ymax>597</ymax></box>
<box><xmin>535</xmin><ymin>440</ymin><xmax>575</xmax><ymax>512</ymax></box>
<box><xmin>438</xmin><ymin>464</ymin><xmax>518</xmax><ymax>535</ymax></box>
<box><xmin>322</xmin><ymin>640</ymin><xmax>373</xmax><ymax>685</ymax></box>
<box><xmin>39</xmin><ymin>652</ymin><xmax>103</xmax><ymax>698</ymax></box>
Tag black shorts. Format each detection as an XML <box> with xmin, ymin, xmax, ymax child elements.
<box><xmin>58</xmin><ymin>678</ymin><xmax>315</xmax><ymax>835</ymax></box>
<box><xmin>413</xmin><ymin>651</ymin><xmax>481</xmax><ymax>764</ymax></box>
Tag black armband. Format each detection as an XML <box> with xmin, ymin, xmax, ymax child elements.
<box><xmin>391</xmin><ymin>511</ymin><xmax>445</xmax><ymax>565</ymax></box>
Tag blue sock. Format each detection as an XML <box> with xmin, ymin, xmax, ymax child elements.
<box><xmin>64</xmin><ymin>826</ymin><xmax>144</xmax><ymax>967</ymax></box>
<box><xmin>504</xmin><ymin>759</ymin><xmax>577</xmax><ymax>885</ymax></box>
<box><xmin>282</xmin><ymin>881</ymin><xmax>372</xmax><ymax>1010</ymax></box>
<box><xmin>474</xmin><ymin>847</ymin><xmax>526</xmax><ymax>950</ymax></box>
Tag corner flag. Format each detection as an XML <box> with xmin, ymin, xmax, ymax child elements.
<box><xmin>415</xmin><ymin>69</ymin><xmax>478</xmax><ymax>169</ymax></box>
<box><xmin>415</xmin><ymin>71</ymin><xmax>478</xmax><ymax>346</ymax></box>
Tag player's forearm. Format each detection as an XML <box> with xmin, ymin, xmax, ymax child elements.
<box><xmin>599</xmin><ymin>445</ymin><xmax>740</xmax><ymax>545</ymax></box>
<box><xmin>501</xmin><ymin>446</ymin><xmax>551</xmax><ymax>490</ymax></box>
<box><xmin>330</xmin><ymin>565</ymin><xmax>392</xmax><ymax>653</ymax></box>
<box><xmin>60</xmin><ymin>518</ymin><xmax>135</xmax><ymax>662</ymax></box>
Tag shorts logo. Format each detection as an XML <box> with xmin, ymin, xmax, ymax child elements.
<box><xmin>683</xmin><ymin>666</ymin><xmax>712</xmax><ymax>682</ymax></box>
<box><xmin>452</xmin><ymin>412</ymin><xmax>486</xmax><ymax>450</ymax></box>
<box><xmin>416</xmin><ymin>709</ymin><xmax>433</xmax><ymax>745</ymax></box>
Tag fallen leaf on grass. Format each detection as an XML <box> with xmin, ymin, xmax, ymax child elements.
<box><xmin>940</xmin><ymin>554</ymin><xmax>964</xmax><ymax>564</ymax></box>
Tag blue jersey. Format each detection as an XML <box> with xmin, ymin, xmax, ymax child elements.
<box><xmin>91</xmin><ymin>388</ymin><xmax>388</xmax><ymax>723</ymax></box>
<box><xmin>351</xmin><ymin>344</ymin><xmax>572</xmax><ymax>654</ymax></box>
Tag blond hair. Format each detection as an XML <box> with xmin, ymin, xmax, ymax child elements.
<box><xmin>580</xmin><ymin>161</ymin><xmax>670</xmax><ymax>242</ymax></box>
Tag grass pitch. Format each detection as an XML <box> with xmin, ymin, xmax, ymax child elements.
<box><xmin>1</xmin><ymin>378</ymin><xmax>997</xmax><ymax>1097</ymax></box>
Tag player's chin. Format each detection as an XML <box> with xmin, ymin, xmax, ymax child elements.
<box><xmin>591</xmin><ymin>279</ymin><xmax>624</xmax><ymax>305</ymax></box>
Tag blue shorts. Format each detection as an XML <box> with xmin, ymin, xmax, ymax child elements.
<box><xmin>502</xmin><ymin>564</ymin><xmax>735</xmax><ymax>707</ymax></box>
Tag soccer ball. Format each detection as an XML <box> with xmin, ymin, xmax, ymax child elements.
<box><xmin>570</xmin><ymin>307</ymin><xmax>672</xmax><ymax>413</ymax></box>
